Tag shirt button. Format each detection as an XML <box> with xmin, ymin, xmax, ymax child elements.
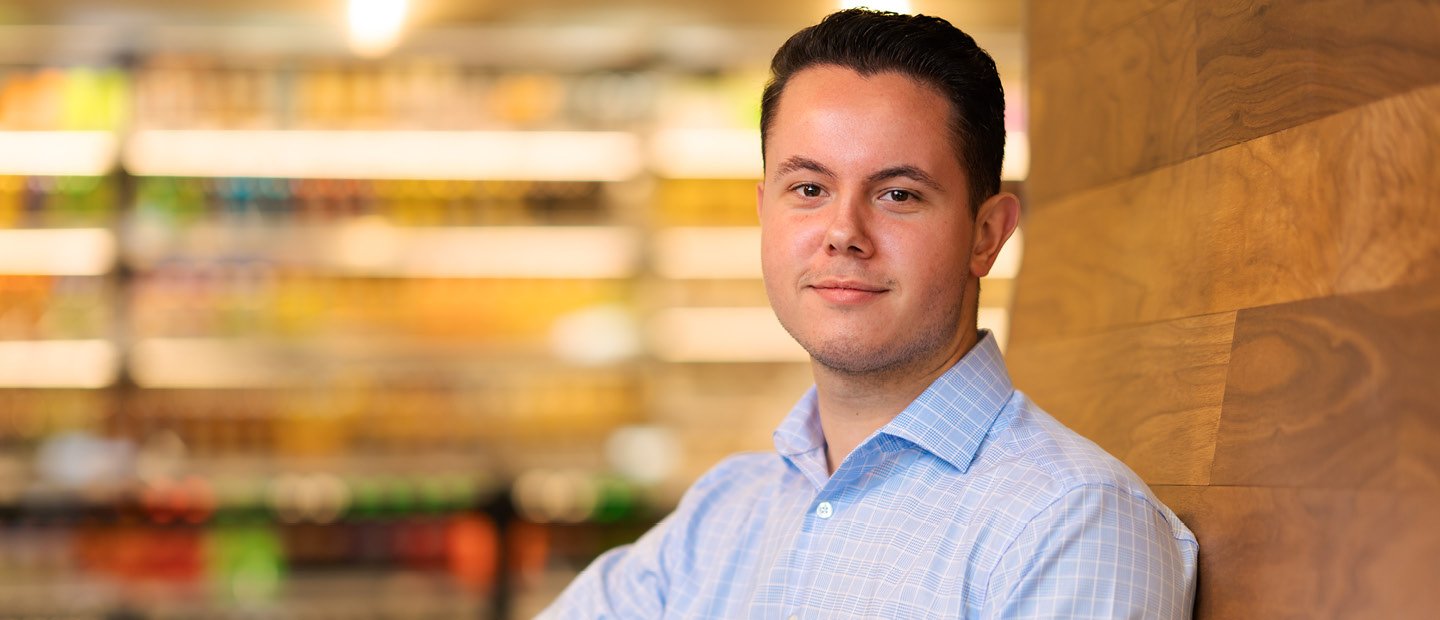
<box><xmin>815</xmin><ymin>501</ymin><xmax>833</xmax><ymax>519</ymax></box>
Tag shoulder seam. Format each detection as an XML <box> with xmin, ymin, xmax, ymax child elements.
<box><xmin>979</xmin><ymin>481</ymin><xmax>1178</xmax><ymax>607</ymax></box>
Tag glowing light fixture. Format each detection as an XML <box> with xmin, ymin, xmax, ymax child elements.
<box><xmin>347</xmin><ymin>0</ymin><xmax>409</xmax><ymax>57</ymax></box>
<box><xmin>131</xmin><ymin>339</ymin><xmax>291</xmax><ymax>388</ymax></box>
<box><xmin>329</xmin><ymin>222</ymin><xmax>641</xmax><ymax>278</ymax></box>
<box><xmin>0</xmin><ymin>131</ymin><xmax>115</xmax><ymax>176</ymax></box>
<box><xmin>0</xmin><ymin>228</ymin><xmax>116</xmax><ymax>275</ymax></box>
<box><xmin>0</xmin><ymin>340</ymin><xmax>119</xmax><ymax>388</ymax></box>
<box><xmin>839</xmin><ymin>0</ymin><xmax>913</xmax><ymax>13</ymax></box>
<box><xmin>650</xmin><ymin>129</ymin><xmax>762</xmax><ymax>179</ymax></box>
<box><xmin>123</xmin><ymin>130</ymin><xmax>644</xmax><ymax>181</ymax></box>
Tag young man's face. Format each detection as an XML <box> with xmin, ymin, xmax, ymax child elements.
<box><xmin>759</xmin><ymin>65</ymin><xmax>978</xmax><ymax>377</ymax></box>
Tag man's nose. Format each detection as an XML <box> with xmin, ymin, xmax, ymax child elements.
<box><xmin>824</xmin><ymin>193</ymin><xmax>874</xmax><ymax>258</ymax></box>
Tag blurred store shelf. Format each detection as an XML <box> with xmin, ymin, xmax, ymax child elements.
<box><xmin>0</xmin><ymin>131</ymin><xmax>117</xmax><ymax>176</ymax></box>
<box><xmin>652</xmin><ymin>226</ymin><xmax>762</xmax><ymax>279</ymax></box>
<box><xmin>0</xmin><ymin>569</ymin><xmax>491</xmax><ymax>620</ymax></box>
<box><xmin>650</xmin><ymin>128</ymin><xmax>762</xmax><ymax>179</ymax></box>
<box><xmin>648</xmin><ymin>306</ymin><xmax>806</xmax><ymax>363</ymax></box>
<box><xmin>127</xmin><ymin>336</ymin><xmax>604</xmax><ymax>388</ymax></box>
<box><xmin>124</xmin><ymin>220</ymin><xmax>641</xmax><ymax>278</ymax></box>
<box><xmin>0</xmin><ymin>338</ymin><xmax>119</xmax><ymax>387</ymax></box>
<box><xmin>0</xmin><ymin>6</ymin><xmax>1027</xmax><ymax>618</ymax></box>
<box><xmin>124</xmin><ymin>130</ymin><xmax>646</xmax><ymax>182</ymax></box>
<box><xmin>0</xmin><ymin>228</ymin><xmax>116</xmax><ymax>275</ymax></box>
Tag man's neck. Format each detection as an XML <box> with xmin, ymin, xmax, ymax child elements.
<box><xmin>813</xmin><ymin>329</ymin><xmax>980</xmax><ymax>475</ymax></box>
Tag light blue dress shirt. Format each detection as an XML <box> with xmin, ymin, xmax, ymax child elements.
<box><xmin>541</xmin><ymin>331</ymin><xmax>1198</xmax><ymax>618</ymax></box>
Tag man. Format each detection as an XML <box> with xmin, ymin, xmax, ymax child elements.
<box><xmin>543</xmin><ymin>9</ymin><xmax>1197</xmax><ymax>618</ymax></box>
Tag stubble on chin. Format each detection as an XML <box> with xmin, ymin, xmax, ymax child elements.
<box><xmin>783</xmin><ymin>302</ymin><xmax>964</xmax><ymax>379</ymax></box>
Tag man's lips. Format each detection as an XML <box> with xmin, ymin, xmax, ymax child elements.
<box><xmin>808</xmin><ymin>279</ymin><xmax>889</xmax><ymax>304</ymax></box>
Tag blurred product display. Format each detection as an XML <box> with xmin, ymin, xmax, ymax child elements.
<box><xmin>0</xmin><ymin>20</ymin><xmax>1021</xmax><ymax>620</ymax></box>
<box><xmin>0</xmin><ymin>66</ymin><xmax>130</xmax><ymax>132</ymax></box>
<box><xmin>0</xmin><ymin>53</ymin><xmax>791</xmax><ymax>620</ymax></box>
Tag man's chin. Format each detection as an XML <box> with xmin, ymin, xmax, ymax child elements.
<box><xmin>801</xmin><ymin>339</ymin><xmax>902</xmax><ymax>376</ymax></box>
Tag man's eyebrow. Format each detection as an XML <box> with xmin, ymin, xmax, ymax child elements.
<box><xmin>774</xmin><ymin>156</ymin><xmax>836</xmax><ymax>179</ymax></box>
<box><xmin>866</xmin><ymin>165</ymin><xmax>944</xmax><ymax>192</ymax></box>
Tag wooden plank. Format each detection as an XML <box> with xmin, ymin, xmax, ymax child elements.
<box><xmin>1154</xmin><ymin>485</ymin><xmax>1440</xmax><ymax>619</ymax></box>
<box><xmin>1007</xmin><ymin>312</ymin><xmax>1234</xmax><ymax>485</ymax></box>
<box><xmin>1211</xmin><ymin>279</ymin><xmax>1440</xmax><ymax>490</ymax></box>
<box><xmin>1027</xmin><ymin>0</ymin><xmax>1197</xmax><ymax>203</ymax></box>
<box><xmin>1028</xmin><ymin>0</ymin><xmax>1179</xmax><ymax>65</ymax></box>
<box><xmin>1329</xmin><ymin>80</ymin><xmax>1440</xmax><ymax>295</ymax></box>
<box><xmin>1012</xmin><ymin>126</ymin><xmax>1332</xmax><ymax>340</ymax></box>
<box><xmin>1012</xmin><ymin>84</ymin><xmax>1440</xmax><ymax>341</ymax></box>
<box><xmin>1195</xmin><ymin>0</ymin><xmax>1440</xmax><ymax>153</ymax></box>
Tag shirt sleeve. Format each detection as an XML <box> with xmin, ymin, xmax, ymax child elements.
<box><xmin>535</xmin><ymin>510</ymin><xmax>678</xmax><ymax>620</ymax></box>
<box><xmin>982</xmin><ymin>483</ymin><xmax>1196</xmax><ymax>619</ymax></box>
<box><xmin>536</xmin><ymin>453</ymin><xmax>762</xmax><ymax>619</ymax></box>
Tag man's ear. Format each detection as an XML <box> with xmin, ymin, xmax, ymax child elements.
<box><xmin>970</xmin><ymin>192</ymin><xmax>1021</xmax><ymax>278</ymax></box>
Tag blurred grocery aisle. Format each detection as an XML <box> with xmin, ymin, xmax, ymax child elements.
<box><xmin>0</xmin><ymin>1</ymin><xmax>1025</xmax><ymax>617</ymax></box>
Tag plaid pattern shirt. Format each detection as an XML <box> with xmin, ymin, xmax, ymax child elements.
<box><xmin>541</xmin><ymin>331</ymin><xmax>1198</xmax><ymax>618</ymax></box>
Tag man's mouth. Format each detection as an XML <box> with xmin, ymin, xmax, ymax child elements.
<box><xmin>809</xmin><ymin>279</ymin><xmax>889</xmax><ymax>304</ymax></box>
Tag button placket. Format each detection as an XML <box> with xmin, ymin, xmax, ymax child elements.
<box><xmin>814</xmin><ymin>501</ymin><xmax>833</xmax><ymax>519</ymax></box>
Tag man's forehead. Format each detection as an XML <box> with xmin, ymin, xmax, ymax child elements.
<box><xmin>766</xmin><ymin>67</ymin><xmax>952</xmax><ymax>143</ymax></box>
<box><xmin>763</xmin><ymin>69</ymin><xmax>959</xmax><ymax>180</ymax></box>
<box><xmin>777</xmin><ymin>67</ymin><xmax>934</xmax><ymax>113</ymax></box>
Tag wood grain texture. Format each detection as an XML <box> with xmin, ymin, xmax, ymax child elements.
<box><xmin>1023</xmin><ymin>2</ymin><xmax>1440</xmax><ymax>615</ymax></box>
<box><xmin>1210</xmin><ymin>280</ymin><xmax>1440</xmax><ymax>490</ymax></box>
<box><xmin>1329</xmin><ymin>82</ymin><xmax>1440</xmax><ymax>295</ymax></box>
<box><xmin>1195</xmin><ymin>0</ymin><xmax>1440</xmax><ymax>153</ymax></box>
<box><xmin>1027</xmin><ymin>0</ymin><xmax>1197</xmax><ymax>203</ymax></box>
<box><xmin>1155</xmin><ymin>485</ymin><xmax>1440</xmax><ymax>619</ymax></box>
<box><xmin>1012</xmin><ymin>84</ymin><xmax>1440</xmax><ymax>341</ymax></box>
<box><xmin>1007</xmin><ymin>312</ymin><xmax>1234</xmax><ymax>485</ymax></box>
<box><xmin>1028</xmin><ymin>0</ymin><xmax>1178</xmax><ymax>64</ymax></box>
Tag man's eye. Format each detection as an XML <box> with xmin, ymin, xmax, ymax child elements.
<box><xmin>885</xmin><ymin>189</ymin><xmax>914</xmax><ymax>202</ymax></box>
<box><xmin>795</xmin><ymin>184</ymin><xmax>822</xmax><ymax>197</ymax></box>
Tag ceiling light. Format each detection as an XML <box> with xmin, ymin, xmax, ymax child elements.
<box><xmin>347</xmin><ymin>0</ymin><xmax>408</xmax><ymax>57</ymax></box>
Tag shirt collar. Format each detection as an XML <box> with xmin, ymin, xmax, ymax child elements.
<box><xmin>772</xmin><ymin>330</ymin><xmax>1015</xmax><ymax>474</ymax></box>
<box><xmin>772</xmin><ymin>385</ymin><xmax>825</xmax><ymax>459</ymax></box>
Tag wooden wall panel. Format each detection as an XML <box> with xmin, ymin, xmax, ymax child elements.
<box><xmin>1012</xmin><ymin>84</ymin><xmax>1440</xmax><ymax>342</ymax></box>
<box><xmin>1330</xmin><ymin>85</ymin><xmax>1440</xmax><ymax>295</ymax></box>
<box><xmin>1007</xmin><ymin>312</ymin><xmax>1234</xmax><ymax>485</ymax></box>
<box><xmin>1029</xmin><ymin>0</ymin><xmax>1440</xmax><ymax>203</ymax></box>
<box><xmin>1211</xmin><ymin>281</ymin><xmax>1440</xmax><ymax>490</ymax></box>
<box><xmin>1027</xmin><ymin>0</ymin><xmax>1196</xmax><ymax>203</ymax></box>
<box><xmin>1195</xmin><ymin>0</ymin><xmax>1440</xmax><ymax>153</ymax></box>
<box><xmin>1028</xmin><ymin>0</ymin><xmax>1177</xmax><ymax>64</ymax></box>
<box><xmin>1155</xmin><ymin>485</ymin><xmax>1440</xmax><ymax>618</ymax></box>
<box><xmin>1023</xmin><ymin>1</ymin><xmax>1440</xmax><ymax>615</ymax></box>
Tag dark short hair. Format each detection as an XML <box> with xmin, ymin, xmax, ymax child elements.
<box><xmin>760</xmin><ymin>9</ymin><xmax>1005</xmax><ymax>213</ymax></box>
